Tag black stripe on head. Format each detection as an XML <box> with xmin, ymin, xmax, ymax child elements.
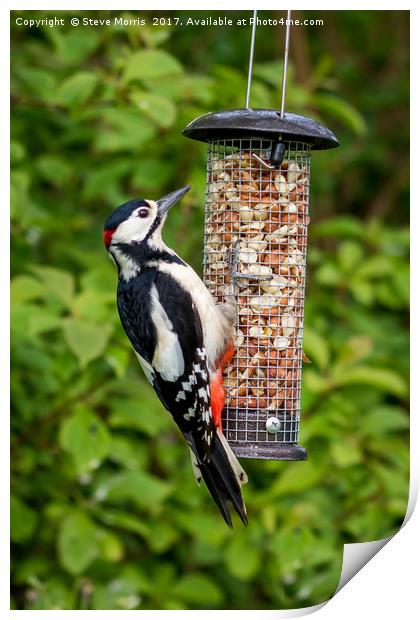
<box><xmin>115</xmin><ymin>241</ymin><xmax>185</xmax><ymax>266</ymax></box>
<box><xmin>145</xmin><ymin>212</ymin><xmax>163</xmax><ymax>241</ymax></box>
<box><xmin>104</xmin><ymin>199</ymin><xmax>147</xmax><ymax>231</ymax></box>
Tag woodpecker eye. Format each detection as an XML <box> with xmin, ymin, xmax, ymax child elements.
<box><xmin>138</xmin><ymin>208</ymin><xmax>149</xmax><ymax>219</ymax></box>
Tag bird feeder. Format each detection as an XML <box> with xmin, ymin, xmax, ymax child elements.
<box><xmin>183</xmin><ymin>11</ymin><xmax>339</xmax><ymax>460</ymax></box>
<box><xmin>183</xmin><ymin>109</ymin><xmax>338</xmax><ymax>461</ymax></box>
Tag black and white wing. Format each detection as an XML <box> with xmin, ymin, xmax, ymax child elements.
<box><xmin>117</xmin><ymin>268</ymin><xmax>215</xmax><ymax>460</ymax></box>
<box><xmin>117</xmin><ymin>266</ymin><xmax>247</xmax><ymax>526</ymax></box>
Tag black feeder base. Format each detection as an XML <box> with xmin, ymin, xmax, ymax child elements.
<box><xmin>229</xmin><ymin>442</ymin><xmax>307</xmax><ymax>461</ymax></box>
<box><xmin>222</xmin><ymin>408</ymin><xmax>308</xmax><ymax>461</ymax></box>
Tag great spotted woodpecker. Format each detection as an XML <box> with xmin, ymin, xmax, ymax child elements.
<box><xmin>104</xmin><ymin>185</ymin><xmax>247</xmax><ymax>526</ymax></box>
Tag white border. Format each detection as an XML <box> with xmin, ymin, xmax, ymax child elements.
<box><xmin>4</xmin><ymin>2</ymin><xmax>416</xmax><ymax>617</ymax></box>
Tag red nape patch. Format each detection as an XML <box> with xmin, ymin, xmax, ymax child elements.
<box><xmin>210</xmin><ymin>369</ymin><xmax>225</xmax><ymax>431</ymax></box>
<box><xmin>103</xmin><ymin>228</ymin><xmax>116</xmax><ymax>248</ymax></box>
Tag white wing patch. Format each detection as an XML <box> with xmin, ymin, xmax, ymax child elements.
<box><xmin>134</xmin><ymin>351</ymin><xmax>155</xmax><ymax>384</ymax></box>
<box><xmin>155</xmin><ymin>262</ymin><xmax>231</xmax><ymax>368</ymax></box>
<box><xmin>197</xmin><ymin>387</ymin><xmax>208</xmax><ymax>403</ymax></box>
<box><xmin>184</xmin><ymin>407</ymin><xmax>195</xmax><ymax>421</ymax></box>
<box><xmin>150</xmin><ymin>284</ymin><xmax>185</xmax><ymax>382</ymax></box>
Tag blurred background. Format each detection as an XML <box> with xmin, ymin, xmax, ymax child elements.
<box><xmin>11</xmin><ymin>10</ymin><xmax>409</xmax><ymax>610</ymax></box>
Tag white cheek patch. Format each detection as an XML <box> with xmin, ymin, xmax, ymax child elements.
<box><xmin>112</xmin><ymin>212</ymin><xmax>151</xmax><ymax>245</ymax></box>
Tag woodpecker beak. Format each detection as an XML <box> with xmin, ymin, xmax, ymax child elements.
<box><xmin>157</xmin><ymin>185</ymin><xmax>191</xmax><ymax>216</ymax></box>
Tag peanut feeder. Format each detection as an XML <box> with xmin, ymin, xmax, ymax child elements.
<box><xmin>183</xmin><ymin>108</ymin><xmax>339</xmax><ymax>460</ymax></box>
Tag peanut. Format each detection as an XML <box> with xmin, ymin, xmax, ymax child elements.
<box><xmin>204</xmin><ymin>147</ymin><xmax>310</xmax><ymax>423</ymax></box>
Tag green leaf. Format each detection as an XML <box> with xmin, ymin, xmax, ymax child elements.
<box><xmin>95</xmin><ymin>109</ymin><xmax>156</xmax><ymax>153</ymax></box>
<box><xmin>349</xmin><ymin>279</ymin><xmax>374</xmax><ymax>305</ymax></box>
<box><xmin>11</xmin><ymin>275</ymin><xmax>45</xmax><ymax>304</ymax></box>
<box><xmin>70</xmin><ymin>289</ymin><xmax>113</xmax><ymax>323</ymax></box>
<box><xmin>56</xmin><ymin>72</ymin><xmax>98</xmax><ymax>107</ymax></box>
<box><xmin>129</xmin><ymin>91</ymin><xmax>177</xmax><ymax>128</ymax></box>
<box><xmin>303</xmin><ymin>328</ymin><xmax>330</xmax><ymax>369</ymax></box>
<box><xmin>123</xmin><ymin>50</ymin><xmax>183</xmax><ymax>83</ymax></box>
<box><xmin>62</xmin><ymin>318</ymin><xmax>112</xmax><ymax>368</ymax></box>
<box><xmin>59</xmin><ymin>406</ymin><xmax>110</xmax><ymax>473</ymax></box>
<box><xmin>172</xmin><ymin>574</ymin><xmax>223</xmax><ymax>607</ymax></box>
<box><xmin>11</xmin><ymin>303</ymin><xmax>63</xmax><ymax>338</ymax></box>
<box><xmin>97</xmin><ymin>509</ymin><xmax>150</xmax><ymax>538</ymax></box>
<box><xmin>57</xmin><ymin>512</ymin><xmax>99</xmax><ymax>575</ymax></box>
<box><xmin>333</xmin><ymin>366</ymin><xmax>407</xmax><ymax>398</ymax></box>
<box><xmin>361</xmin><ymin>406</ymin><xmax>409</xmax><ymax>436</ymax></box>
<box><xmin>46</xmin><ymin>28</ymin><xmax>100</xmax><ymax>65</ymax></box>
<box><xmin>81</xmin><ymin>160</ymin><xmax>132</xmax><ymax>201</ymax></box>
<box><xmin>92</xmin><ymin>571</ymin><xmax>145</xmax><ymax>610</ymax></box>
<box><xmin>269</xmin><ymin>461</ymin><xmax>325</xmax><ymax>497</ymax></box>
<box><xmin>31</xmin><ymin>267</ymin><xmax>75</xmax><ymax>308</ymax></box>
<box><xmin>338</xmin><ymin>241</ymin><xmax>363</xmax><ymax>271</ymax></box>
<box><xmin>356</xmin><ymin>256</ymin><xmax>394</xmax><ymax>279</ymax></box>
<box><xmin>36</xmin><ymin>156</ymin><xmax>73</xmax><ymax>186</ymax></box>
<box><xmin>225</xmin><ymin>536</ymin><xmax>261</xmax><ymax>580</ymax></box>
<box><xmin>310</xmin><ymin>93</ymin><xmax>367</xmax><ymax>136</ymax></box>
<box><xmin>373</xmin><ymin>464</ymin><xmax>409</xmax><ymax>498</ymax></box>
<box><xmin>94</xmin><ymin>470</ymin><xmax>172</xmax><ymax>509</ymax></box>
<box><xmin>11</xmin><ymin>140</ymin><xmax>26</xmax><ymax>164</ymax></box>
<box><xmin>104</xmin><ymin>345</ymin><xmax>130</xmax><ymax>378</ymax></box>
<box><xmin>331</xmin><ymin>441</ymin><xmax>363</xmax><ymax>468</ymax></box>
<box><xmin>10</xmin><ymin>170</ymin><xmax>30</xmax><ymax>220</ymax></box>
<box><xmin>146</xmin><ymin>522</ymin><xmax>178</xmax><ymax>553</ymax></box>
<box><xmin>97</xmin><ymin>529</ymin><xmax>124</xmax><ymax>563</ymax></box>
<box><xmin>316</xmin><ymin>262</ymin><xmax>342</xmax><ymax>287</ymax></box>
<box><xmin>254</xmin><ymin>60</ymin><xmax>284</xmax><ymax>87</ymax></box>
<box><xmin>314</xmin><ymin>216</ymin><xmax>365</xmax><ymax>239</ymax></box>
<box><xmin>107</xmin><ymin>434</ymin><xmax>146</xmax><ymax>470</ymax></box>
<box><xmin>27</xmin><ymin>578</ymin><xmax>75</xmax><ymax>610</ymax></box>
<box><xmin>302</xmin><ymin>369</ymin><xmax>330</xmax><ymax>396</ymax></box>
<box><xmin>10</xmin><ymin>495</ymin><xmax>38</xmax><ymax>543</ymax></box>
<box><xmin>108</xmin><ymin>397</ymin><xmax>170</xmax><ymax>437</ymax></box>
<box><xmin>334</xmin><ymin>335</ymin><xmax>373</xmax><ymax>369</ymax></box>
<box><xmin>131</xmin><ymin>159</ymin><xmax>172</xmax><ymax>193</ymax></box>
<box><xmin>145</xmin><ymin>74</ymin><xmax>215</xmax><ymax>105</ymax></box>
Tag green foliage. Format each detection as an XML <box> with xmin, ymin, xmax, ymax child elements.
<box><xmin>11</xmin><ymin>9</ymin><xmax>409</xmax><ymax>611</ymax></box>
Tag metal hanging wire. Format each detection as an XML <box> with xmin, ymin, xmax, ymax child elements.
<box><xmin>280</xmin><ymin>9</ymin><xmax>292</xmax><ymax>117</ymax></box>
<box><xmin>245</xmin><ymin>9</ymin><xmax>292</xmax><ymax>114</ymax></box>
<box><xmin>245</xmin><ymin>9</ymin><xmax>293</xmax><ymax>169</ymax></box>
<box><xmin>245</xmin><ymin>10</ymin><xmax>258</xmax><ymax>109</ymax></box>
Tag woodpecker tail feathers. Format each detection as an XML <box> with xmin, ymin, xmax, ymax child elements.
<box><xmin>189</xmin><ymin>447</ymin><xmax>202</xmax><ymax>486</ymax></box>
<box><xmin>194</xmin><ymin>428</ymin><xmax>248</xmax><ymax>527</ymax></box>
<box><xmin>216</xmin><ymin>427</ymin><xmax>248</xmax><ymax>486</ymax></box>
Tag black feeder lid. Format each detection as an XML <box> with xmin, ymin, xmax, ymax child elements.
<box><xmin>183</xmin><ymin>108</ymin><xmax>339</xmax><ymax>150</ymax></box>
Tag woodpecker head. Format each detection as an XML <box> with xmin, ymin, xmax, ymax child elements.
<box><xmin>103</xmin><ymin>185</ymin><xmax>191</xmax><ymax>257</ymax></box>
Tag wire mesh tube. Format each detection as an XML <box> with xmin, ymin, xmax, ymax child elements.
<box><xmin>203</xmin><ymin>138</ymin><xmax>310</xmax><ymax>459</ymax></box>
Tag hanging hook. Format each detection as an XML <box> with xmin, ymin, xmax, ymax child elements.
<box><xmin>251</xmin><ymin>153</ymin><xmax>275</xmax><ymax>170</ymax></box>
<box><xmin>268</xmin><ymin>10</ymin><xmax>292</xmax><ymax>168</ymax></box>
<box><xmin>246</xmin><ymin>10</ymin><xmax>293</xmax><ymax>168</ymax></box>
